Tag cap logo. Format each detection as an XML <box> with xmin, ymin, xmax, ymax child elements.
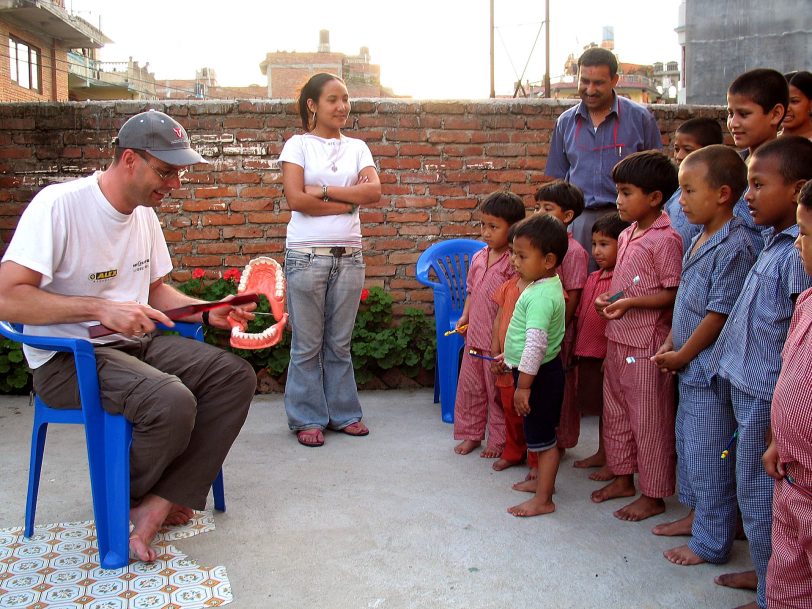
<box><xmin>173</xmin><ymin>127</ymin><xmax>184</xmax><ymax>139</ymax></box>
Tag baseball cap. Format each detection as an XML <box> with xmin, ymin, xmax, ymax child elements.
<box><xmin>114</xmin><ymin>109</ymin><xmax>207</xmax><ymax>166</ymax></box>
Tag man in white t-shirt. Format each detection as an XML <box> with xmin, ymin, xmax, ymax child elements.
<box><xmin>0</xmin><ymin>110</ymin><xmax>256</xmax><ymax>563</ymax></box>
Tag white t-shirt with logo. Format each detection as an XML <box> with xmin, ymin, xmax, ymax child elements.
<box><xmin>2</xmin><ymin>173</ymin><xmax>173</xmax><ymax>368</ymax></box>
<box><xmin>279</xmin><ymin>133</ymin><xmax>375</xmax><ymax>249</ymax></box>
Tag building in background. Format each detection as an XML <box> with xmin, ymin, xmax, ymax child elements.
<box><xmin>259</xmin><ymin>30</ymin><xmax>396</xmax><ymax>99</ymax></box>
<box><xmin>0</xmin><ymin>0</ymin><xmax>107</xmax><ymax>102</ymax></box>
<box><xmin>678</xmin><ymin>0</ymin><xmax>812</xmax><ymax>104</ymax></box>
<box><xmin>159</xmin><ymin>68</ymin><xmax>266</xmax><ymax>100</ymax></box>
<box><xmin>68</xmin><ymin>52</ymin><xmax>156</xmax><ymax>100</ymax></box>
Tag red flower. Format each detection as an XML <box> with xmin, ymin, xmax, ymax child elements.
<box><xmin>192</xmin><ymin>268</ymin><xmax>205</xmax><ymax>279</ymax></box>
<box><xmin>360</xmin><ymin>288</ymin><xmax>370</xmax><ymax>302</ymax></box>
<box><xmin>223</xmin><ymin>268</ymin><xmax>242</xmax><ymax>283</ymax></box>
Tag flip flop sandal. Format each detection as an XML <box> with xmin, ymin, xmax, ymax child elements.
<box><xmin>341</xmin><ymin>422</ymin><xmax>369</xmax><ymax>436</ymax></box>
<box><xmin>297</xmin><ymin>429</ymin><xmax>325</xmax><ymax>447</ymax></box>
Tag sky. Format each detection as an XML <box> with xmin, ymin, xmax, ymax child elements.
<box><xmin>67</xmin><ymin>0</ymin><xmax>684</xmax><ymax>99</ymax></box>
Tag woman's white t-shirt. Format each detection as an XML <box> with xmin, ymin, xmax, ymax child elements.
<box><xmin>279</xmin><ymin>133</ymin><xmax>375</xmax><ymax>249</ymax></box>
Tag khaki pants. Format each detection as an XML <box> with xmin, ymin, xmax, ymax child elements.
<box><xmin>32</xmin><ymin>334</ymin><xmax>256</xmax><ymax>510</ymax></box>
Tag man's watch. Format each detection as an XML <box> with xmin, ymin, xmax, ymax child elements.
<box><xmin>322</xmin><ymin>185</ymin><xmax>329</xmax><ymax>201</ymax></box>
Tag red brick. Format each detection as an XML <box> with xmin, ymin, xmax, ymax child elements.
<box><xmin>387</xmin><ymin>252</ymin><xmax>420</xmax><ymax>264</ymax></box>
<box><xmin>397</xmin><ymin>225</ymin><xmax>442</xmax><ymax>236</ymax></box>
<box><xmin>185</xmin><ymin>227</ymin><xmax>221</xmax><ymax>240</ymax></box>
<box><xmin>394</xmin><ymin>197</ymin><xmax>436</xmax><ymax>208</ymax></box>
<box><xmin>365</xmin><ymin>265</ymin><xmax>397</xmax><ymax>277</ymax></box>
<box><xmin>195</xmin><ymin>186</ymin><xmax>238</xmax><ymax>199</ymax></box>
<box><xmin>180</xmin><ymin>255</ymin><xmax>222</xmax><ymax>267</ymax></box>
<box><xmin>239</xmin><ymin>187</ymin><xmax>283</xmax><ymax>198</ymax></box>
<box><xmin>202</xmin><ymin>214</ymin><xmax>245</xmax><ymax>226</ymax></box>
<box><xmin>398</xmin><ymin>144</ymin><xmax>436</xmax><ymax>156</ymax></box>
<box><xmin>247</xmin><ymin>211</ymin><xmax>290</xmax><ymax>223</ymax></box>
<box><xmin>183</xmin><ymin>201</ymin><xmax>228</xmax><ymax>212</ymax></box>
<box><xmin>385</xmin><ymin>211</ymin><xmax>430</xmax><ymax>223</ymax></box>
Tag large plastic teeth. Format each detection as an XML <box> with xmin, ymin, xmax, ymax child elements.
<box><xmin>231</xmin><ymin>326</ymin><xmax>278</xmax><ymax>340</ymax></box>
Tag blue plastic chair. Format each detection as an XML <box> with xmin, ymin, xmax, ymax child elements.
<box><xmin>0</xmin><ymin>321</ymin><xmax>225</xmax><ymax>570</ymax></box>
<box><xmin>416</xmin><ymin>238</ymin><xmax>485</xmax><ymax>423</ymax></box>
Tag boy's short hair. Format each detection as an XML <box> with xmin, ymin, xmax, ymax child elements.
<box><xmin>682</xmin><ymin>144</ymin><xmax>748</xmax><ymax>203</ymax></box>
<box><xmin>611</xmin><ymin>150</ymin><xmax>679</xmax><ymax>203</ymax></box>
<box><xmin>675</xmin><ymin>118</ymin><xmax>724</xmax><ymax>148</ymax></box>
<box><xmin>578</xmin><ymin>47</ymin><xmax>618</xmax><ymax>78</ymax></box>
<box><xmin>534</xmin><ymin>180</ymin><xmax>585</xmax><ymax>220</ymax></box>
<box><xmin>479</xmin><ymin>191</ymin><xmax>526</xmax><ymax>225</ymax></box>
<box><xmin>591</xmin><ymin>212</ymin><xmax>630</xmax><ymax>241</ymax></box>
<box><xmin>512</xmin><ymin>214</ymin><xmax>569</xmax><ymax>265</ymax></box>
<box><xmin>789</xmin><ymin>71</ymin><xmax>812</xmax><ymax>100</ymax></box>
<box><xmin>799</xmin><ymin>179</ymin><xmax>812</xmax><ymax>210</ymax></box>
<box><xmin>728</xmin><ymin>68</ymin><xmax>789</xmax><ymax>121</ymax></box>
<box><xmin>751</xmin><ymin>136</ymin><xmax>812</xmax><ymax>184</ymax></box>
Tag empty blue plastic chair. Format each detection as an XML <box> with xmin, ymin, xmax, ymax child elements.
<box><xmin>416</xmin><ymin>238</ymin><xmax>485</xmax><ymax>423</ymax></box>
<box><xmin>0</xmin><ymin>321</ymin><xmax>225</xmax><ymax>570</ymax></box>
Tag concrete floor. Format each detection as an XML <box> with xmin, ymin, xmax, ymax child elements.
<box><xmin>0</xmin><ymin>389</ymin><xmax>756</xmax><ymax>609</ymax></box>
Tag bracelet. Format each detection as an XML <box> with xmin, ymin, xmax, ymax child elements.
<box><xmin>322</xmin><ymin>185</ymin><xmax>329</xmax><ymax>201</ymax></box>
<box><xmin>201</xmin><ymin>311</ymin><xmax>210</xmax><ymax>326</ymax></box>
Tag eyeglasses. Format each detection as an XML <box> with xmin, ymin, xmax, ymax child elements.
<box><xmin>133</xmin><ymin>150</ymin><xmax>188</xmax><ymax>182</ymax></box>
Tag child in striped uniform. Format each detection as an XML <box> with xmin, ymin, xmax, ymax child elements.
<box><xmin>763</xmin><ymin>178</ymin><xmax>812</xmax><ymax>609</ymax></box>
<box><xmin>651</xmin><ymin>146</ymin><xmax>756</xmax><ymax>567</ymax></box>
<box><xmin>592</xmin><ymin>151</ymin><xmax>683</xmax><ymax>522</ymax></box>
<box><xmin>453</xmin><ymin>192</ymin><xmax>526</xmax><ymax>458</ymax></box>
<box><xmin>708</xmin><ymin>137</ymin><xmax>812</xmax><ymax>609</ymax></box>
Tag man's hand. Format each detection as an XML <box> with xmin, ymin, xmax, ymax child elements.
<box><xmin>97</xmin><ymin>301</ymin><xmax>172</xmax><ymax>337</ymax></box>
<box><xmin>206</xmin><ymin>294</ymin><xmax>257</xmax><ymax>330</ymax></box>
<box><xmin>514</xmin><ymin>387</ymin><xmax>531</xmax><ymax>416</ymax></box>
<box><xmin>762</xmin><ymin>439</ymin><xmax>784</xmax><ymax>480</ymax></box>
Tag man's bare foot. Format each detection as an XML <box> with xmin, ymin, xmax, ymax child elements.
<box><xmin>480</xmin><ymin>445</ymin><xmax>502</xmax><ymax>459</ymax></box>
<box><xmin>614</xmin><ymin>495</ymin><xmax>666</xmax><ymax>522</ymax></box>
<box><xmin>162</xmin><ymin>504</ymin><xmax>194</xmax><ymax>527</ymax></box>
<box><xmin>588</xmin><ymin>465</ymin><xmax>615</xmax><ymax>481</ymax></box>
<box><xmin>525</xmin><ymin>467</ymin><xmax>538</xmax><ymax>481</ymax></box>
<box><xmin>512</xmin><ymin>479</ymin><xmax>537</xmax><ymax>493</ymax></box>
<box><xmin>454</xmin><ymin>439</ymin><xmax>481</xmax><ymax>455</ymax></box>
<box><xmin>493</xmin><ymin>458</ymin><xmax>522</xmax><ymax>471</ymax></box>
<box><xmin>714</xmin><ymin>571</ymin><xmax>757</xmax><ymax>591</ymax></box>
<box><xmin>129</xmin><ymin>494</ymin><xmax>173</xmax><ymax>562</ymax></box>
<box><xmin>508</xmin><ymin>496</ymin><xmax>556</xmax><ymax>517</ymax></box>
<box><xmin>574</xmin><ymin>452</ymin><xmax>605</xmax><ymax>469</ymax></box>
<box><xmin>664</xmin><ymin>544</ymin><xmax>706</xmax><ymax>566</ymax></box>
<box><xmin>652</xmin><ymin>511</ymin><xmax>694</xmax><ymax>536</ymax></box>
<box><xmin>591</xmin><ymin>476</ymin><xmax>636</xmax><ymax>503</ymax></box>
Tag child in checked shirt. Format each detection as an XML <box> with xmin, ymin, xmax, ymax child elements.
<box><xmin>708</xmin><ymin>137</ymin><xmax>812</xmax><ymax>609</ymax></box>
<box><xmin>651</xmin><ymin>146</ymin><xmax>756</xmax><ymax>567</ymax></box>
<box><xmin>453</xmin><ymin>191</ymin><xmax>526</xmax><ymax>459</ymax></box>
<box><xmin>592</xmin><ymin>151</ymin><xmax>682</xmax><ymax>523</ymax></box>
<box><xmin>763</xmin><ymin>178</ymin><xmax>812</xmax><ymax>609</ymax></box>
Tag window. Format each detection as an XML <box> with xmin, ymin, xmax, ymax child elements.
<box><xmin>8</xmin><ymin>36</ymin><xmax>41</xmax><ymax>92</ymax></box>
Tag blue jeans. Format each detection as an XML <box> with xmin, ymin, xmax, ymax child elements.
<box><xmin>283</xmin><ymin>249</ymin><xmax>365</xmax><ymax>431</ymax></box>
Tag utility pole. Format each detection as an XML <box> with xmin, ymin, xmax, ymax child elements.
<box><xmin>544</xmin><ymin>0</ymin><xmax>550</xmax><ymax>98</ymax></box>
<box><xmin>490</xmin><ymin>0</ymin><xmax>495</xmax><ymax>98</ymax></box>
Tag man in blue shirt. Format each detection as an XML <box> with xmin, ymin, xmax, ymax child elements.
<box><xmin>545</xmin><ymin>47</ymin><xmax>663</xmax><ymax>270</ymax></box>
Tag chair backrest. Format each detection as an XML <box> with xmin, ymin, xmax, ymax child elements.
<box><xmin>416</xmin><ymin>239</ymin><xmax>485</xmax><ymax>314</ymax></box>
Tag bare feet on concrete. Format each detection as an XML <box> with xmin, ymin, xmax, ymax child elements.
<box><xmin>652</xmin><ymin>510</ymin><xmax>694</xmax><ymax>536</ymax></box>
<box><xmin>454</xmin><ymin>439</ymin><xmax>481</xmax><ymax>455</ymax></box>
<box><xmin>663</xmin><ymin>544</ymin><xmax>706</xmax><ymax>566</ymax></box>
<box><xmin>614</xmin><ymin>495</ymin><xmax>666</xmax><ymax>522</ymax></box>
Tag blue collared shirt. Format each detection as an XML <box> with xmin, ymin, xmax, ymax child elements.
<box><xmin>711</xmin><ymin>224</ymin><xmax>812</xmax><ymax>400</ymax></box>
<box><xmin>545</xmin><ymin>94</ymin><xmax>662</xmax><ymax>208</ymax></box>
<box><xmin>672</xmin><ymin>217</ymin><xmax>757</xmax><ymax>387</ymax></box>
<box><xmin>666</xmin><ymin>188</ymin><xmax>764</xmax><ymax>254</ymax></box>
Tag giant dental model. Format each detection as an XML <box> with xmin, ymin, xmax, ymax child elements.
<box><xmin>228</xmin><ymin>257</ymin><xmax>288</xmax><ymax>349</ymax></box>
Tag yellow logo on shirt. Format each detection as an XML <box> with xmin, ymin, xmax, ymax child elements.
<box><xmin>89</xmin><ymin>269</ymin><xmax>117</xmax><ymax>281</ymax></box>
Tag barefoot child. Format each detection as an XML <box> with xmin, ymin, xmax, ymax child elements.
<box><xmin>533</xmin><ymin>181</ymin><xmax>589</xmax><ymax>463</ymax></box>
<box><xmin>708</xmin><ymin>136</ymin><xmax>812</xmax><ymax>609</ymax></box>
<box><xmin>651</xmin><ymin>145</ymin><xmax>756</xmax><ymax>567</ymax></box>
<box><xmin>763</xmin><ymin>178</ymin><xmax>812</xmax><ymax>609</ymax></box>
<box><xmin>453</xmin><ymin>192</ymin><xmax>526</xmax><ymax>458</ymax></box>
<box><xmin>572</xmin><ymin>212</ymin><xmax>629</xmax><ymax>481</ymax></box>
<box><xmin>490</xmin><ymin>226</ymin><xmax>529</xmax><ymax>471</ymax></box>
<box><xmin>663</xmin><ymin>117</ymin><xmax>724</xmax><ymax>251</ymax></box>
<box><xmin>592</xmin><ymin>150</ymin><xmax>682</xmax><ymax>522</ymax></box>
<box><xmin>495</xmin><ymin>214</ymin><xmax>568</xmax><ymax>517</ymax></box>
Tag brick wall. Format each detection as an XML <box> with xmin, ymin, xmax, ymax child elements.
<box><xmin>0</xmin><ymin>99</ymin><xmax>726</xmax><ymax>315</ymax></box>
<box><xmin>0</xmin><ymin>22</ymin><xmax>67</xmax><ymax>102</ymax></box>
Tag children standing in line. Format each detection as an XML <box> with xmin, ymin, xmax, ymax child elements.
<box><xmin>453</xmin><ymin>192</ymin><xmax>526</xmax><ymax>458</ymax></box>
<box><xmin>571</xmin><ymin>213</ymin><xmax>630</xmax><ymax>481</ymax></box>
<box><xmin>763</xmin><ymin>178</ymin><xmax>812</xmax><ymax>609</ymax></box>
<box><xmin>708</xmin><ymin>136</ymin><xmax>812</xmax><ymax>609</ymax></box>
<box><xmin>495</xmin><ymin>214</ymin><xmax>568</xmax><ymax>517</ymax></box>
<box><xmin>663</xmin><ymin>118</ymin><xmax>724</xmax><ymax>251</ymax></box>
<box><xmin>651</xmin><ymin>145</ymin><xmax>756</xmax><ymax>567</ymax></box>
<box><xmin>532</xmin><ymin>182</ymin><xmax>589</xmax><ymax>465</ymax></box>
<box><xmin>591</xmin><ymin>150</ymin><xmax>683</xmax><ymax>522</ymax></box>
<box><xmin>490</xmin><ymin>225</ymin><xmax>529</xmax><ymax>472</ymax></box>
